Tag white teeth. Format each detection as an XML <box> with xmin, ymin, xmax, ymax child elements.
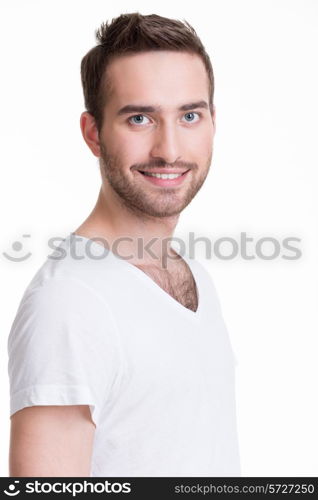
<box><xmin>143</xmin><ymin>172</ymin><xmax>183</xmax><ymax>179</ymax></box>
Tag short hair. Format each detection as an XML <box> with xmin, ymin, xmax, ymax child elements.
<box><xmin>80</xmin><ymin>12</ymin><xmax>214</xmax><ymax>134</ymax></box>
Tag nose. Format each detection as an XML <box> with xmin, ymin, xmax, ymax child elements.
<box><xmin>149</xmin><ymin>122</ymin><xmax>181</xmax><ymax>164</ymax></box>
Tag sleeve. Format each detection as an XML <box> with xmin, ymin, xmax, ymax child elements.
<box><xmin>7</xmin><ymin>277</ymin><xmax>123</xmax><ymax>427</ymax></box>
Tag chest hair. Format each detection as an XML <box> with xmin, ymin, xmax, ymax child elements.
<box><xmin>135</xmin><ymin>258</ymin><xmax>198</xmax><ymax>312</ymax></box>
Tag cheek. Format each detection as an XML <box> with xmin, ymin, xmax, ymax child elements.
<box><xmin>106</xmin><ymin>127</ymin><xmax>149</xmax><ymax>164</ymax></box>
<box><xmin>182</xmin><ymin>126</ymin><xmax>213</xmax><ymax>161</ymax></box>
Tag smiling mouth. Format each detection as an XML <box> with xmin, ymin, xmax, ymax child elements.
<box><xmin>136</xmin><ymin>168</ymin><xmax>191</xmax><ymax>187</ymax></box>
<box><xmin>138</xmin><ymin>170</ymin><xmax>190</xmax><ymax>179</ymax></box>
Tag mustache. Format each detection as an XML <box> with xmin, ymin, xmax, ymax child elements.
<box><xmin>131</xmin><ymin>159</ymin><xmax>198</xmax><ymax>171</ymax></box>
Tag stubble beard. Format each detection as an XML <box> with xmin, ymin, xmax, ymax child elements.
<box><xmin>99</xmin><ymin>141</ymin><xmax>212</xmax><ymax>218</ymax></box>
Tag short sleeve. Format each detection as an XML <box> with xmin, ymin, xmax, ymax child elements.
<box><xmin>7</xmin><ymin>277</ymin><xmax>122</xmax><ymax>427</ymax></box>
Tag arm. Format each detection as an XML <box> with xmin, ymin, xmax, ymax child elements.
<box><xmin>9</xmin><ymin>405</ymin><xmax>96</xmax><ymax>477</ymax></box>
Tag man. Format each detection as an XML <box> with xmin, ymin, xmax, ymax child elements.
<box><xmin>8</xmin><ymin>13</ymin><xmax>241</xmax><ymax>477</ymax></box>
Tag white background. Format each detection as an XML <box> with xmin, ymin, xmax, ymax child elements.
<box><xmin>1</xmin><ymin>0</ymin><xmax>317</xmax><ymax>476</ymax></box>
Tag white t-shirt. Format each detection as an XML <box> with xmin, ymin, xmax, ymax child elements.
<box><xmin>7</xmin><ymin>232</ymin><xmax>241</xmax><ymax>477</ymax></box>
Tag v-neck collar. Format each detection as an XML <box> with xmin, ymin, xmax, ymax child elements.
<box><xmin>68</xmin><ymin>233</ymin><xmax>202</xmax><ymax>322</ymax></box>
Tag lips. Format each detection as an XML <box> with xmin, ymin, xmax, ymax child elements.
<box><xmin>137</xmin><ymin>168</ymin><xmax>190</xmax><ymax>175</ymax></box>
<box><xmin>136</xmin><ymin>168</ymin><xmax>191</xmax><ymax>186</ymax></box>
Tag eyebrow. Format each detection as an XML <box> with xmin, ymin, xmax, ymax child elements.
<box><xmin>117</xmin><ymin>100</ymin><xmax>209</xmax><ymax>116</ymax></box>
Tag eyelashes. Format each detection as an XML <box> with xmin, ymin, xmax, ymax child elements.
<box><xmin>128</xmin><ymin>115</ymin><xmax>151</xmax><ymax>126</ymax></box>
<box><xmin>127</xmin><ymin>111</ymin><xmax>202</xmax><ymax>127</ymax></box>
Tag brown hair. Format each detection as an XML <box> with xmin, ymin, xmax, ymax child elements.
<box><xmin>80</xmin><ymin>12</ymin><xmax>214</xmax><ymax>134</ymax></box>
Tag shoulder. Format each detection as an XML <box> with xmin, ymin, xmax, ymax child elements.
<box><xmin>7</xmin><ymin>273</ymin><xmax>118</xmax><ymax>356</ymax></box>
<box><xmin>17</xmin><ymin>232</ymin><xmax>120</xmax><ymax>311</ymax></box>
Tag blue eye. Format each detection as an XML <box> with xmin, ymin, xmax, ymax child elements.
<box><xmin>183</xmin><ymin>112</ymin><xmax>200</xmax><ymax>123</ymax></box>
<box><xmin>128</xmin><ymin>114</ymin><xmax>150</xmax><ymax>125</ymax></box>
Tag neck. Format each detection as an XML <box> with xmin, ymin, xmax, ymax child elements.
<box><xmin>74</xmin><ymin>186</ymin><xmax>181</xmax><ymax>267</ymax></box>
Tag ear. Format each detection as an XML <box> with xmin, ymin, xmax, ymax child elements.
<box><xmin>80</xmin><ymin>111</ymin><xmax>101</xmax><ymax>157</ymax></box>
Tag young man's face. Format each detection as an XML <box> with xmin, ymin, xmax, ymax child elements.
<box><xmin>98</xmin><ymin>50</ymin><xmax>215</xmax><ymax>218</ymax></box>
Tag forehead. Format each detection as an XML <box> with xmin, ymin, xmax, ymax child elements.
<box><xmin>105</xmin><ymin>51</ymin><xmax>210</xmax><ymax>110</ymax></box>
